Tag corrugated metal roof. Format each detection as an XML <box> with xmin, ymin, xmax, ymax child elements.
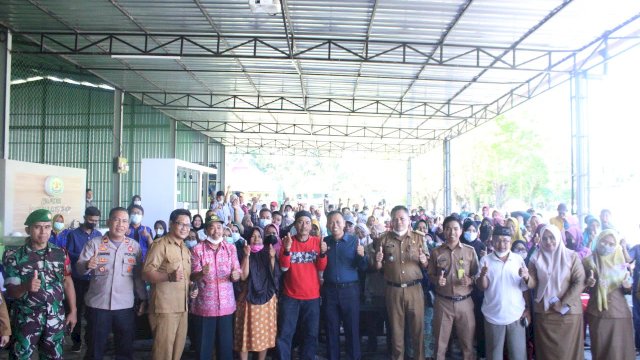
<box><xmin>1</xmin><ymin>0</ymin><xmax>638</xmax><ymax>154</ymax></box>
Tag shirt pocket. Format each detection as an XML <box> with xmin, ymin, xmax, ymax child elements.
<box><xmin>166</xmin><ymin>252</ymin><xmax>183</xmax><ymax>273</ymax></box>
<box><xmin>122</xmin><ymin>256</ymin><xmax>136</xmax><ymax>276</ymax></box>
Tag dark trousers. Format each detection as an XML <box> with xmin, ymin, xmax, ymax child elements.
<box><xmin>634</xmin><ymin>284</ymin><xmax>640</xmax><ymax>350</ymax></box>
<box><xmin>191</xmin><ymin>314</ymin><xmax>233</xmax><ymax>360</ymax></box>
<box><xmin>87</xmin><ymin>307</ymin><xmax>135</xmax><ymax>360</ymax></box>
<box><xmin>322</xmin><ymin>284</ymin><xmax>361</xmax><ymax>360</ymax></box>
<box><xmin>277</xmin><ymin>295</ymin><xmax>320</xmax><ymax>360</ymax></box>
<box><xmin>71</xmin><ymin>278</ymin><xmax>91</xmax><ymax>345</ymax></box>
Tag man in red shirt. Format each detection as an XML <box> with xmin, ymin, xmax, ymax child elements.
<box><xmin>276</xmin><ymin>210</ymin><xmax>328</xmax><ymax>360</ymax></box>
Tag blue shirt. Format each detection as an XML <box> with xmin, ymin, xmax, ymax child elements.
<box><xmin>48</xmin><ymin>229</ymin><xmax>71</xmax><ymax>248</ymax></box>
<box><xmin>629</xmin><ymin>245</ymin><xmax>640</xmax><ymax>291</ymax></box>
<box><xmin>66</xmin><ymin>226</ymin><xmax>102</xmax><ymax>280</ymax></box>
<box><xmin>127</xmin><ymin>224</ymin><xmax>153</xmax><ymax>261</ymax></box>
<box><xmin>323</xmin><ymin>233</ymin><xmax>368</xmax><ymax>284</ymax></box>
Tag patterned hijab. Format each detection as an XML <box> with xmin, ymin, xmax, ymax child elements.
<box><xmin>531</xmin><ymin>225</ymin><xmax>572</xmax><ymax>311</ymax></box>
<box><xmin>583</xmin><ymin>229</ymin><xmax>627</xmax><ymax>311</ymax></box>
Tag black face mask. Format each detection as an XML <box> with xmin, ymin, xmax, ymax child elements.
<box><xmin>264</xmin><ymin>234</ymin><xmax>277</xmax><ymax>246</ymax></box>
<box><xmin>85</xmin><ymin>222</ymin><xmax>97</xmax><ymax>230</ymax></box>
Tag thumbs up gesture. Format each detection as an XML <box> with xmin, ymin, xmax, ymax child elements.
<box><xmin>419</xmin><ymin>251</ymin><xmax>428</xmax><ymax>266</ymax></box>
<box><xmin>243</xmin><ymin>243</ymin><xmax>251</xmax><ymax>257</ymax></box>
<box><xmin>29</xmin><ymin>270</ymin><xmax>42</xmax><ymax>293</ymax></box>
<box><xmin>480</xmin><ymin>264</ymin><xmax>489</xmax><ymax>278</ymax></box>
<box><xmin>171</xmin><ymin>263</ymin><xmax>184</xmax><ymax>282</ymax></box>
<box><xmin>320</xmin><ymin>239</ymin><xmax>328</xmax><ymax>255</ymax></box>
<box><xmin>622</xmin><ymin>271</ymin><xmax>632</xmax><ymax>290</ymax></box>
<box><xmin>283</xmin><ymin>234</ymin><xmax>292</xmax><ymax>252</ymax></box>
<box><xmin>518</xmin><ymin>265</ymin><xmax>529</xmax><ymax>281</ymax></box>
<box><xmin>375</xmin><ymin>246</ymin><xmax>384</xmax><ymax>263</ymax></box>
<box><xmin>438</xmin><ymin>269</ymin><xmax>447</xmax><ymax>287</ymax></box>
<box><xmin>356</xmin><ymin>242</ymin><xmax>365</xmax><ymax>257</ymax></box>
<box><xmin>586</xmin><ymin>269</ymin><xmax>596</xmax><ymax>288</ymax></box>
<box><xmin>231</xmin><ymin>269</ymin><xmax>241</xmax><ymax>282</ymax></box>
<box><xmin>88</xmin><ymin>254</ymin><xmax>98</xmax><ymax>270</ymax></box>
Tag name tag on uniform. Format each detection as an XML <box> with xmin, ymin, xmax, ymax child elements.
<box><xmin>98</xmin><ymin>252</ymin><xmax>110</xmax><ymax>256</ymax></box>
<box><xmin>98</xmin><ymin>257</ymin><xmax>109</xmax><ymax>263</ymax></box>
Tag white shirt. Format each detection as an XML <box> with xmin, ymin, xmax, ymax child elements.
<box><xmin>480</xmin><ymin>252</ymin><xmax>528</xmax><ymax>325</ymax></box>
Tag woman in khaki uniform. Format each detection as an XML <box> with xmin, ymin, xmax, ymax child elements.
<box><xmin>526</xmin><ymin>225</ymin><xmax>585</xmax><ymax>360</ymax></box>
<box><xmin>583</xmin><ymin>229</ymin><xmax>635</xmax><ymax>360</ymax></box>
<box><xmin>0</xmin><ymin>292</ymin><xmax>10</xmax><ymax>347</ymax></box>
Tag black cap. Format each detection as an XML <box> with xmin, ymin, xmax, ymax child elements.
<box><xmin>492</xmin><ymin>224</ymin><xmax>512</xmax><ymax>237</ymax></box>
<box><xmin>295</xmin><ymin>210</ymin><xmax>313</xmax><ymax>222</ymax></box>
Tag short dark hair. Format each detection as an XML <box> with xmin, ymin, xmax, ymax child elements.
<box><xmin>216</xmin><ymin>190</ymin><xmax>224</xmax><ymax>197</ymax></box>
<box><xmin>86</xmin><ymin>188</ymin><xmax>92</xmax><ymax>192</ymax></box>
<box><xmin>109</xmin><ymin>207</ymin><xmax>128</xmax><ymax>219</ymax></box>
<box><xmin>85</xmin><ymin>206</ymin><xmax>101</xmax><ymax>217</ymax></box>
<box><xmin>259</xmin><ymin>208</ymin><xmax>271</xmax><ymax>217</ymax></box>
<box><xmin>390</xmin><ymin>205</ymin><xmax>409</xmax><ymax>218</ymax></box>
<box><xmin>170</xmin><ymin>209</ymin><xmax>192</xmax><ymax>223</ymax></box>
<box><xmin>443</xmin><ymin>215</ymin><xmax>462</xmax><ymax>228</ymax></box>
<box><xmin>326</xmin><ymin>210</ymin><xmax>344</xmax><ymax>220</ymax></box>
<box><xmin>128</xmin><ymin>204</ymin><xmax>144</xmax><ymax>215</ymax></box>
<box><xmin>272</xmin><ymin>211</ymin><xmax>283</xmax><ymax>218</ymax></box>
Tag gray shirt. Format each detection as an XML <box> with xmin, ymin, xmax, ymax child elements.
<box><xmin>76</xmin><ymin>234</ymin><xmax>147</xmax><ymax>310</ymax></box>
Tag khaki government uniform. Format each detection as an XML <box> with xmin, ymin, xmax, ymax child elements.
<box><xmin>378</xmin><ymin>230</ymin><xmax>427</xmax><ymax>360</ymax></box>
<box><xmin>143</xmin><ymin>235</ymin><xmax>192</xmax><ymax>360</ymax></box>
<box><xmin>0</xmin><ymin>293</ymin><xmax>10</xmax><ymax>337</ymax></box>
<box><xmin>427</xmin><ymin>241</ymin><xmax>479</xmax><ymax>360</ymax></box>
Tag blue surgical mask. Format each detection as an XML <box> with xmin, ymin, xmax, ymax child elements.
<box><xmin>185</xmin><ymin>239</ymin><xmax>197</xmax><ymax>248</ymax></box>
<box><xmin>259</xmin><ymin>219</ymin><xmax>272</xmax><ymax>227</ymax></box>
<box><xmin>130</xmin><ymin>214</ymin><xmax>142</xmax><ymax>225</ymax></box>
<box><xmin>463</xmin><ymin>231</ymin><xmax>477</xmax><ymax>242</ymax></box>
<box><xmin>597</xmin><ymin>244</ymin><xmax>616</xmax><ymax>256</ymax></box>
<box><xmin>53</xmin><ymin>222</ymin><xmax>65</xmax><ymax>231</ymax></box>
<box><xmin>226</xmin><ymin>236</ymin><xmax>234</xmax><ymax>244</ymax></box>
<box><xmin>231</xmin><ymin>233</ymin><xmax>241</xmax><ymax>241</ymax></box>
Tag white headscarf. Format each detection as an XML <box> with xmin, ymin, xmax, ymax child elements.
<box><xmin>531</xmin><ymin>224</ymin><xmax>572</xmax><ymax>311</ymax></box>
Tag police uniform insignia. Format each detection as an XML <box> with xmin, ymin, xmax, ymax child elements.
<box><xmin>99</xmin><ymin>266</ymin><xmax>105</xmax><ymax>272</ymax></box>
<box><xmin>99</xmin><ymin>245</ymin><xmax>108</xmax><ymax>251</ymax></box>
<box><xmin>128</xmin><ymin>257</ymin><xmax>135</xmax><ymax>264</ymax></box>
<box><xmin>128</xmin><ymin>246</ymin><xmax>133</xmax><ymax>252</ymax></box>
<box><xmin>127</xmin><ymin>266</ymin><xmax>133</xmax><ymax>273</ymax></box>
<box><xmin>98</xmin><ymin>257</ymin><xmax>108</xmax><ymax>263</ymax></box>
<box><xmin>102</xmin><ymin>238</ymin><xmax>109</xmax><ymax>244</ymax></box>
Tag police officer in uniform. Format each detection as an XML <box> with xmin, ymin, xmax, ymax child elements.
<box><xmin>427</xmin><ymin>215</ymin><xmax>479</xmax><ymax>360</ymax></box>
<box><xmin>76</xmin><ymin>207</ymin><xmax>147</xmax><ymax>359</ymax></box>
<box><xmin>4</xmin><ymin>209</ymin><xmax>77</xmax><ymax>360</ymax></box>
<box><xmin>374</xmin><ymin>205</ymin><xmax>429</xmax><ymax>360</ymax></box>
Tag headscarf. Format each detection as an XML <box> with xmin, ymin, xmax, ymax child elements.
<box><xmin>566</xmin><ymin>224</ymin><xmax>590</xmax><ymax>259</ymax></box>
<box><xmin>506</xmin><ymin>217</ymin><xmax>525</xmax><ymax>242</ymax></box>
<box><xmin>244</xmin><ymin>227</ymin><xmax>280</xmax><ymax>305</ymax></box>
<box><xmin>583</xmin><ymin>229</ymin><xmax>627</xmax><ymax>311</ymax></box>
<box><xmin>191</xmin><ymin>214</ymin><xmax>204</xmax><ymax>232</ymax></box>
<box><xmin>355</xmin><ymin>223</ymin><xmax>373</xmax><ymax>246</ymax></box>
<box><xmin>263</xmin><ymin>223</ymin><xmax>282</xmax><ymax>255</ymax></box>
<box><xmin>531</xmin><ymin>225</ymin><xmax>572</xmax><ymax>311</ymax></box>
<box><xmin>479</xmin><ymin>217</ymin><xmax>492</xmax><ymax>243</ymax></box>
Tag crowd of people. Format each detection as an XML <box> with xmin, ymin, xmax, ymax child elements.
<box><xmin>0</xmin><ymin>188</ymin><xmax>637</xmax><ymax>360</ymax></box>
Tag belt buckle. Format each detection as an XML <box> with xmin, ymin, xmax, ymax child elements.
<box><xmin>400</xmin><ymin>283</ymin><xmax>407</xmax><ymax>288</ymax></box>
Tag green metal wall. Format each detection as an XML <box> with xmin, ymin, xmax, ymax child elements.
<box><xmin>8</xmin><ymin>53</ymin><xmax>225</xmax><ymax>214</ymax></box>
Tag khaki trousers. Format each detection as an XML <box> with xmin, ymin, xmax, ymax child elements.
<box><xmin>385</xmin><ymin>284</ymin><xmax>424</xmax><ymax>360</ymax></box>
<box><xmin>149</xmin><ymin>311</ymin><xmax>188</xmax><ymax>360</ymax></box>
<box><xmin>433</xmin><ymin>295</ymin><xmax>475</xmax><ymax>360</ymax></box>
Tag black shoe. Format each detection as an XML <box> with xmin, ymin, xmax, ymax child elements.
<box><xmin>71</xmin><ymin>342</ymin><xmax>82</xmax><ymax>353</ymax></box>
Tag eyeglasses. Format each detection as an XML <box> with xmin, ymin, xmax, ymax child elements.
<box><xmin>173</xmin><ymin>222</ymin><xmax>191</xmax><ymax>230</ymax></box>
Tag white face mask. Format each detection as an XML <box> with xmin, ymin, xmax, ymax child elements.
<box><xmin>393</xmin><ymin>228</ymin><xmax>408</xmax><ymax>237</ymax></box>
<box><xmin>495</xmin><ymin>249</ymin><xmax>510</xmax><ymax>257</ymax></box>
<box><xmin>231</xmin><ymin>233</ymin><xmax>241</xmax><ymax>241</ymax></box>
<box><xmin>206</xmin><ymin>236</ymin><xmax>223</xmax><ymax>245</ymax></box>
<box><xmin>259</xmin><ymin>219</ymin><xmax>272</xmax><ymax>227</ymax></box>
<box><xmin>133</xmin><ymin>200</ymin><xmax>142</xmax><ymax>206</ymax></box>
<box><xmin>155</xmin><ymin>229</ymin><xmax>165</xmax><ymax>236</ymax></box>
<box><xmin>130</xmin><ymin>214</ymin><xmax>143</xmax><ymax>225</ymax></box>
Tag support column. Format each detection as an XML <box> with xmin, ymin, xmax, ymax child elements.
<box><xmin>112</xmin><ymin>89</ymin><xmax>124</xmax><ymax>208</ymax></box>
<box><xmin>443</xmin><ymin>139</ymin><xmax>451</xmax><ymax>215</ymax></box>
<box><xmin>0</xmin><ymin>29</ymin><xmax>11</xmax><ymax>160</ymax></box>
<box><xmin>571</xmin><ymin>71</ymin><xmax>589</xmax><ymax>221</ymax></box>
<box><xmin>406</xmin><ymin>157</ymin><xmax>412</xmax><ymax>209</ymax></box>
<box><xmin>169</xmin><ymin>120</ymin><xmax>177</xmax><ymax>158</ymax></box>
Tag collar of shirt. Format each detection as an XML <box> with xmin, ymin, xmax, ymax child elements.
<box><xmin>326</xmin><ymin>233</ymin><xmax>355</xmax><ymax>245</ymax></box>
<box><xmin>164</xmin><ymin>234</ymin><xmax>185</xmax><ymax>247</ymax></box>
<box><xmin>444</xmin><ymin>240</ymin><xmax>463</xmax><ymax>251</ymax></box>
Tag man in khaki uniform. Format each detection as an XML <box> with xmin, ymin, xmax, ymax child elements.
<box><xmin>427</xmin><ymin>215</ymin><xmax>479</xmax><ymax>360</ymax></box>
<box><xmin>143</xmin><ymin>209</ymin><xmax>192</xmax><ymax>360</ymax></box>
<box><xmin>374</xmin><ymin>205</ymin><xmax>429</xmax><ymax>360</ymax></box>
<box><xmin>76</xmin><ymin>207</ymin><xmax>147</xmax><ymax>360</ymax></box>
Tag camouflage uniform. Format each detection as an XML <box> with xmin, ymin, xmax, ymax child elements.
<box><xmin>3</xmin><ymin>240</ymin><xmax>71</xmax><ymax>360</ymax></box>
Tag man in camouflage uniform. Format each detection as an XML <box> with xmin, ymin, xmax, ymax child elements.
<box><xmin>4</xmin><ymin>209</ymin><xmax>78</xmax><ymax>360</ymax></box>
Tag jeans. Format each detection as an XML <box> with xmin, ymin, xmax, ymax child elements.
<box><xmin>191</xmin><ymin>314</ymin><xmax>233</xmax><ymax>360</ymax></box>
<box><xmin>71</xmin><ymin>278</ymin><xmax>91</xmax><ymax>346</ymax></box>
<box><xmin>277</xmin><ymin>295</ymin><xmax>320</xmax><ymax>360</ymax></box>
<box><xmin>86</xmin><ymin>307</ymin><xmax>135</xmax><ymax>360</ymax></box>
<box><xmin>633</xmin><ymin>282</ymin><xmax>640</xmax><ymax>350</ymax></box>
<box><xmin>322</xmin><ymin>284</ymin><xmax>361</xmax><ymax>360</ymax></box>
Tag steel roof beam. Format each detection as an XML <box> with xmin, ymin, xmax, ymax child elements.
<box><xmin>14</xmin><ymin>32</ymin><xmax>576</xmax><ymax>71</ymax></box>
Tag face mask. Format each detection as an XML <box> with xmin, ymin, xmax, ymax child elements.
<box><xmin>185</xmin><ymin>239</ymin><xmax>197</xmax><ymax>248</ymax></box>
<box><xmin>515</xmin><ymin>250</ymin><xmax>528</xmax><ymax>259</ymax></box>
<box><xmin>130</xmin><ymin>214</ymin><xmax>142</xmax><ymax>225</ymax></box>
<box><xmin>259</xmin><ymin>219</ymin><xmax>272</xmax><ymax>227</ymax></box>
<box><xmin>431</xmin><ymin>225</ymin><xmax>438</xmax><ymax>233</ymax></box>
<box><xmin>495</xmin><ymin>249</ymin><xmax>510</xmax><ymax>257</ymax></box>
<box><xmin>53</xmin><ymin>222</ymin><xmax>65</xmax><ymax>231</ymax></box>
<box><xmin>231</xmin><ymin>233</ymin><xmax>240</xmax><ymax>241</ymax></box>
<box><xmin>250</xmin><ymin>244</ymin><xmax>264</xmax><ymax>253</ymax></box>
<box><xmin>463</xmin><ymin>231</ymin><xmax>478</xmax><ymax>242</ymax></box>
<box><xmin>393</xmin><ymin>228</ymin><xmax>408</xmax><ymax>237</ymax></box>
<box><xmin>85</xmin><ymin>222</ymin><xmax>96</xmax><ymax>230</ymax></box>
<box><xmin>597</xmin><ymin>244</ymin><xmax>616</xmax><ymax>256</ymax></box>
<box><xmin>156</xmin><ymin>229</ymin><xmax>165</xmax><ymax>236</ymax></box>
<box><xmin>225</xmin><ymin>236</ymin><xmax>234</xmax><ymax>244</ymax></box>
<box><xmin>286</xmin><ymin>211</ymin><xmax>294</xmax><ymax>218</ymax></box>
<box><xmin>206</xmin><ymin>236</ymin><xmax>223</xmax><ymax>245</ymax></box>
<box><xmin>133</xmin><ymin>200</ymin><xmax>142</xmax><ymax>206</ymax></box>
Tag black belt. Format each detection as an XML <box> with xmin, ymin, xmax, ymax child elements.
<box><xmin>386</xmin><ymin>279</ymin><xmax>421</xmax><ymax>288</ymax></box>
<box><xmin>436</xmin><ymin>292</ymin><xmax>472</xmax><ymax>302</ymax></box>
<box><xmin>323</xmin><ymin>281</ymin><xmax>359</xmax><ymax>289</ymax></box>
